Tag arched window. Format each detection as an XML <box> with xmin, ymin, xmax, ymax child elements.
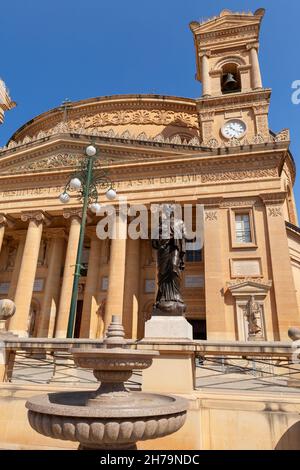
<box><xmin>221</xmin><ymin>63</ymin><xmax>241</xmax><ymax>94</ymax></box>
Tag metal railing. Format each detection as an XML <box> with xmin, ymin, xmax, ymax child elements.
<box><xmin>1</xmin><ymin>337</ymin><xmax>299</xmax><ymax>392</ymax></box>
<box><xmin>195</xmin><ymin>355</ymin><xmax>300</xmax><ymax>392</ymax></box>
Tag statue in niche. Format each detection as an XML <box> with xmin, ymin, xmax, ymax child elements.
<box><xmin>244</xmin><ymin>296</ymin><xmax>263</xmax><ymax>339</ymax></box>
<box><xmin>37</xmin><ymin>239</ymin><xmax>48</xmax><ymax>266</ymax></box>
<box><xmin>152</xmin><ymin>204</ymin><xmax>195</xmax><ymax>316</ymax></box>
<box><xmin>6</xmin><ymin>244</ymin><xmax>17</xmax><ymax>270</ymax></box>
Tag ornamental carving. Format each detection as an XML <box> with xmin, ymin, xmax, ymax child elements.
<box><xmin>5</xmin><ymin>153</ymin><xmax>82</xmax><ymax>174</ymax></box>
<box><xmin>21</xmin><ymin>211</ymin><xmax>51</xmax><ymax>225</ymax></box>
<box><xmin>274</xmin><ymin>129</ymin><xmax>290</xmax><ymax>142</ymax></box>
<box><xmin>68</xmin><ymin>109</ymin><xmax>198</xmax><ymax>130</ymax></box>
<box><xmin>268</xmin><ymin>206</ymin><xmax>282</xmax><ymax>217</ymax></box>
<box><xmin>226</xmin><ymin>137</ymin><xmax>242</xmax><ymax>147</ymax></box>
<box><xmin>204</xmin><ymin>138</ymin><xmax>219</xmax><ymax>148</ymax></box>
<box><xmin>201</xmin><ymin>167</ymin><xmax>277</xmax><ymax>183</ymax></box>
<box><xmin>0</xmin><ymin>127</ymin><xmax>202</xmax><ymax>156</ymax></box>
<box><xmin>252</xmin><ymin>134</ymin><xmax>265</xmax><ymax>144</ymax></box>
<box><xmin>221</xmin><ymin>199</ymin><xmax>258</xmax><ymax>208</ymax></box>
<box><xmin>198</xmin><ymin>111</ymin><xmax>215</xmax><ymax>121</ymax></box>
<box><xmin>255</xmin><ymin>115</ymin><xmax>269</xmax><ymax>136</ymax></box>
<box><xmin>253</xmin><ymin>104</ymin><xmax>269</xmax><ymax>115</ymax></box>
<box><xmin>205</xmin><ymin>211</ymin><xmax>217</xmax><ymax>221</ymax></box>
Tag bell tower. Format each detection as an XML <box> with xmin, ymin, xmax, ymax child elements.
<box><xmin>190</xmin><ymin>8</ymin><xmax>271</xmax><ymax>147</ymax></box>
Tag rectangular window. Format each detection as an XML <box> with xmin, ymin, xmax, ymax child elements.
<box><xmin>186</xmin><ymin>239</ymin><xmax>202</xmax><ymax>262</ymax></box>
<box><xmin>235</xmin><ymin>213</ymin><xmax>252</xmax><ymax>243</ymax></box>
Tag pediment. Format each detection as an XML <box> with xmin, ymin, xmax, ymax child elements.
<box><xmin>199</xmin><ymin>15</ymin><xmax>260</xmax><ymax>34</ymax></box>
<box><xmin>0</xmin><ymin>152</ymin><xmax>137</xmax><ymax>175</ymax></box>
<box><xmin>227</xmin><ymin>280</ymin><xmax>272</xmax><ymax>297</ymax></box>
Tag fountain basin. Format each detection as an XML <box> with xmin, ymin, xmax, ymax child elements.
<box><xmin>26</xmin><ymin>391</ymin><xmax>187</xmax><ymax>449</ymax></box>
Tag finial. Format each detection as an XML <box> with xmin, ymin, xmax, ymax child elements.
<box><xmin>104</xmin><ymin>315</ymin><xmax>127</xmax><ymax>347</ymax></box>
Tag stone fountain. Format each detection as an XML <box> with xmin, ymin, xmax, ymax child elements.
<box><xmin>26</xmin><ymin>316</ymin><xmax>188</xmax><ymax>450</ymax></box>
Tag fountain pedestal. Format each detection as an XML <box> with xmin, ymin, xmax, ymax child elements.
<box><xmin>26</xmin><ymin>316</ymin><xmax>188</xmax><ymax>450</ymax></box>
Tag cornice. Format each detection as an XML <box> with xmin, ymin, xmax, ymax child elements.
<box><xmin>196</xmin><ymin>89</ymin><xmax>272</xmax><ymax>111</ymax></box>
<box><xmin>0</xmin><ymin>152</ymin><xmax>283</xmax><ymax>208</ymax></box>
<box><xmin>259</xmin><ymin>192</ymin><xmax>287</xmax><ymax>206</ymax></box>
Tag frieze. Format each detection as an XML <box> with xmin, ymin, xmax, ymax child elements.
<box><xmin>220</xmin><ymin>199</ymin><xmax>258</xmax><ymax>208</ymax></box>
<box><xmin>0</xmin><ymin>165</ymin><xmax>280</xmax><ymax>201</ymax></box>
<box><xmin>201</xmin><ymin>167</ymin><xmax>277</xmax><ymax>183</ymax></box>
<box><xmin>68</xmin><ymin>109</ymin><xmax>198</xmax><ymax>129</ymax></box>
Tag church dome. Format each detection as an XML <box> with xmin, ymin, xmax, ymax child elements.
<box><xmin>10</xmin><ymin>94</ymin><xmax>200</xmax><ymax>146</ymax></box>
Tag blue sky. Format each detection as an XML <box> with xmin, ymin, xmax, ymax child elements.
<box><xmin>1</xmin><ymin>0</ymin><xmax>300</xmax><ymax>208</ymax></box>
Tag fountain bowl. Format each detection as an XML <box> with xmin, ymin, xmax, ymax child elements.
<box><xmin>26</xmin><ymin>316</ymin><xmax>188</xmax><ymax>450</ymax></box>
<box><xmin>26</xmin><ymin>391</ymin><xmax>187</xmax><ymax>450</ymax></box>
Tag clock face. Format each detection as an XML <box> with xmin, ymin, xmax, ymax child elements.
<box><xmin>221</xmin><ymin>119</ymin><xmax>247</xmax><ymax>139</ymax></box>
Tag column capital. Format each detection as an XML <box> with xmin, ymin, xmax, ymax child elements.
<box><xmin>21</xmin><ymin>211</ymin><xmax>52</xmax><ymax>226</ymax></box>
<box><xmin>246</xmin><ymin>42</ymin><xmax>259</xmax><ymax>51</ymax></box>
<box><xmin>199</xmin><ymin>49</ymin><xmax>211</xmax><ymax>58</ymax></box>
<box><xmin>63</xmin><ymin>208</ymin><xmax>82</xmax><ymax>221</ymax></box>
<box><xmin>0</xmin><ymin>214</ymin><xmax>15</xmax><ymax>229</ymax></box>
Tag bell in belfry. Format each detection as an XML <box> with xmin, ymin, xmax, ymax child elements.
<box><xmin>222</xmin><ymin>72</ymin><xmax>238</xmax><ymax>92</ymax></box>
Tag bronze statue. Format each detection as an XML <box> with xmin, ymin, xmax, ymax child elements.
<box><xmin>152</xmin><ymin>205</ymin><xmax>194</xmax><ymax>316</ymax></box>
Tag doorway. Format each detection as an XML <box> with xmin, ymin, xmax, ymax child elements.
<box><xmin>187</xmin><ymin>319</ymin><xmax>207</xmax><ymax>340</ymax></box>
<box><xmin>74</xmin><ymin>300</ymin><xmax>83</xmax><ymax>338</ymax></box>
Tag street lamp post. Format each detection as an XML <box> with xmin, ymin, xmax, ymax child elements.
<box><xmin>59</xmin><ymin>144</ymin><xmax>116</xmax><ymax>338</ymax></box>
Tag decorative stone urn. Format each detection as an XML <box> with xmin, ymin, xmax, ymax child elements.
<box><xmin>0</xmin><ymin>299</ymin><xmax>16</xmax><ymax>337</ymax></box>
<box><xmin>26</xmin><ymin>316</ymin><xmax>188</xmax><ymax>450</ymax></box>
<box><xmin>288</xmin><ymin>327</ymin><xmax>300</xmax><ymax>341</ymax></box>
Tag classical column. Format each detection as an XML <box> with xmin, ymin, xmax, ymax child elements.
<box><xmin>202</xmin><ymin>199</ymin><xmax>229</xmax><ymax>340</ymax></box>
<box><xmin>248</xmin><ymin>43</ymin><xmax>262</xmax><ymax>89</ymax></box>
<box><xmin>37</xmin><ymin>229</ymin><xmax>65</xmax><ymax>337</ymax></box>
<box><xmin>80</xmin><ymin>229</ymin><xmax>102</xmax><ymax>338</ymax></box>
<box><xmin>55</xmin><ymin>211</ymin><xmax>81</xmax><ymax>338</ymax></box>
<box><xmin>7</xmin><ymin>232</ymin><xmax>26</xmax><ymax>302</ymax></box>
<box><xmin>200</xmin><ymin>51</ymin><xmax>211</xmax><ymax>97</ymax></box>
<box><xmin>9</xmin><ymin>212</ymin><xmax>47</xmax><ymax>336</ymax></box>
<box><xmin>261</xmin><ymin>194</ymin><xmax>300</xmax><ymax>340</ymax></box>
<box><xmin>104</xmin><ymin>212</ymin><xmax>127</xmax><ymax>332</ymax></box>
<box><xmin>122</xmin><ymin>237</ymin><xmax>140</xmax><ymax>338</ymax></box>
<box><xmin>0</xmin><ymin>217</ymin><xmax>6</xmax><ymax>255</ymax></box>
<box><xmin>0</xmin><ymin>214</ymin><xmax>14</xmax><ymax>255</ymax></box>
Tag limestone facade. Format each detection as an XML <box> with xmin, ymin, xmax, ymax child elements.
<box><xmin>0</xmin><ymin>8</ymin><xmax>299</xmax><ymax>341</ymax></box>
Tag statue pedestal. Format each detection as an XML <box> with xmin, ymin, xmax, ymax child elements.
<box><xmin>144</xmin><ymin>315</ymin><xmax>193</xmax><ymax>341</ymax></box>
<box><xmin>141</xmin><ymin>315</ymin><xmax>194</xmax><ymax>393</ymax></box>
